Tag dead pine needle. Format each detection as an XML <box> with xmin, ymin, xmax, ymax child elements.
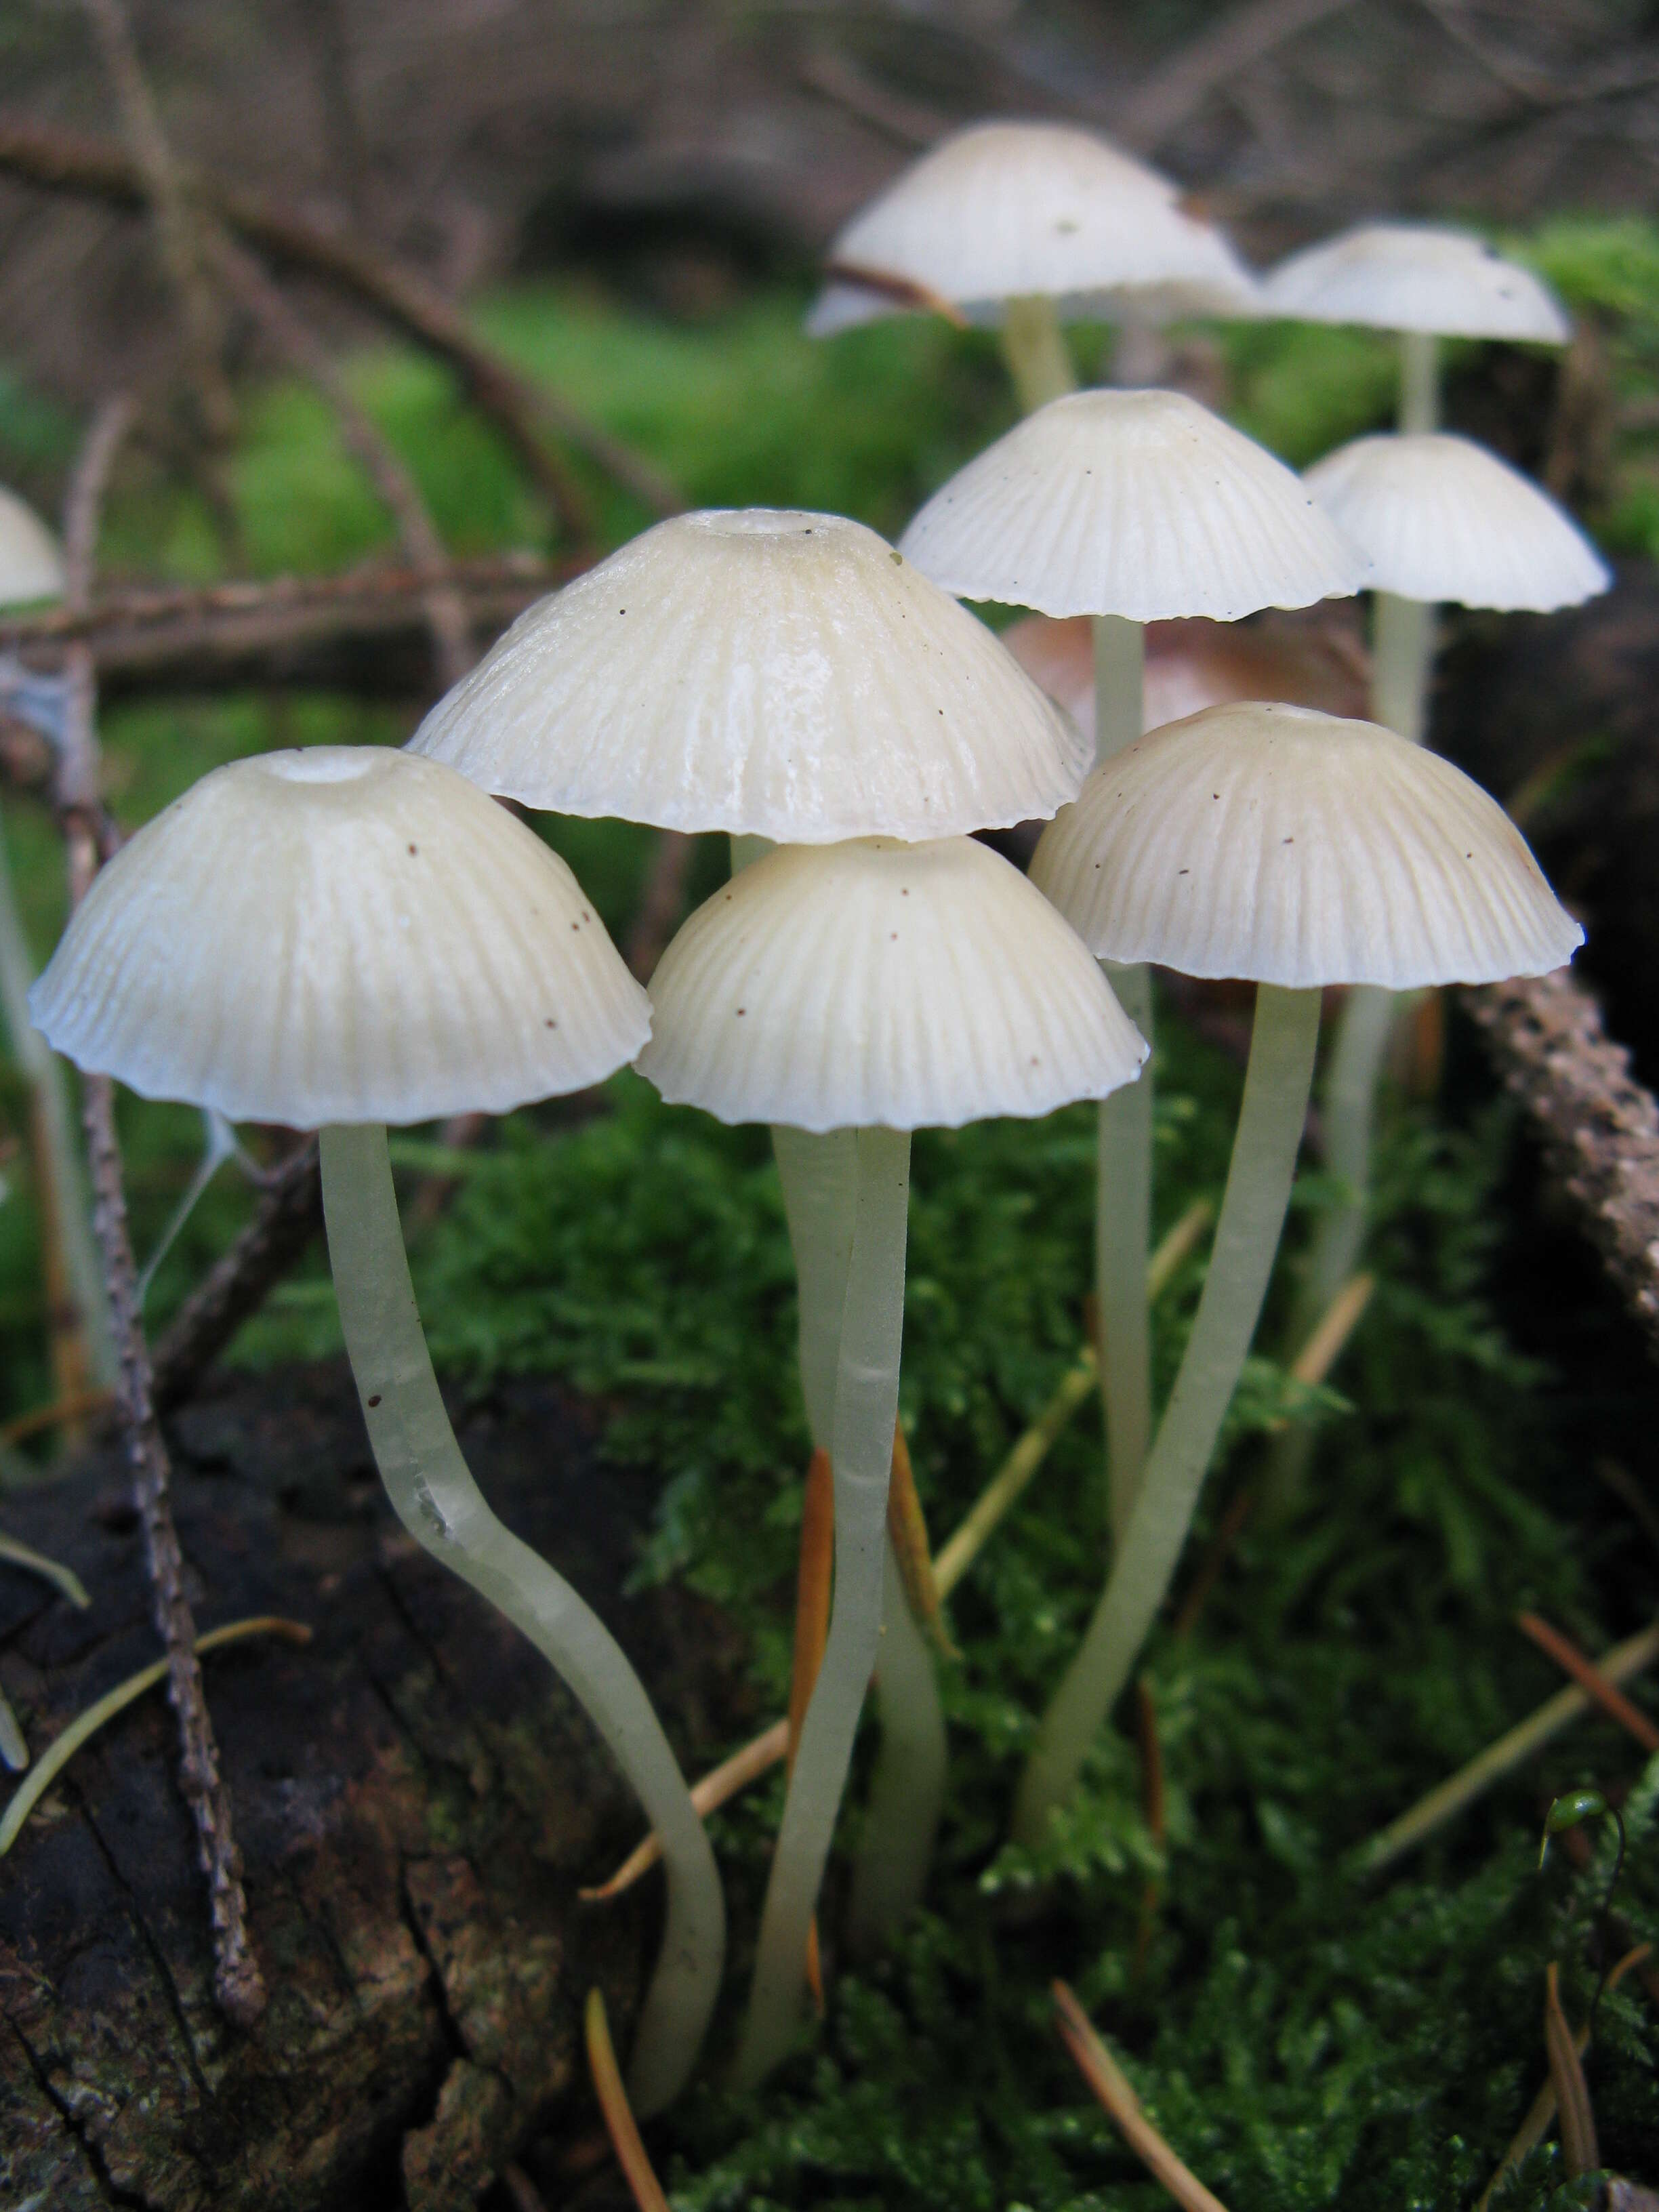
<box><xmin>789</xmin><ymin>1446</ymin><xmax>834</xmax><ymax>2015</ymax></box>
<box><xmin>1052</xmin><ymin>1980</ymin><xmax>1232</xmax><ymax>2212</ymax></box>
<box><xmin>0</xmin><ymin>1615</ymin><xmax>312</xmax><ymax>1856</ymax></box>
<box><xmin>1479</xmin><ymin>1944</ymin><xmax>1651</xmax><ymax>2209</ymax></box>
<box><xmin>1355</xmin><ymin>1619</ymin><xmax>1659</xmax><ymax>1875</ymax></box>
<box><xmin>0</xmin><ymin>1530</ymin><xmax>91</xmax><ymax>1611</ymax></box>
<box><xmin>584</xmin><ymin>1988</ymin><xmax>672</xmax><ymax>2212</ymax></box>
<box><xmin>581</xmin><ymin>1720</ymin><xmax>788</xmax><ymax>1901</ymax></box>
<box><xmin>1517</xmin><ymin>1611</ymin><xmax>1659</xmax><ymax>1752</ymax></box>
<box><xmin>1544</xmin><ymin>1960</ymin><xmax>1601</xmax><ymax>2178</ymax></box>
<box><xmin>887</xmin><ymin>1422</ymin><xmax>956</xmax><ymax>1656</ymax></box>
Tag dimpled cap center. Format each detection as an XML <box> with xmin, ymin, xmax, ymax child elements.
<box><xmin>253</xmin><ymin>747</ymin><xmax>388</xmax><ymax>785</ymax></box>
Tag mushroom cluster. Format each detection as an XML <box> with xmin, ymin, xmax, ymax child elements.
<box><xmin>21</xmin><ymin>112</ymin><xmax>1603</xmax><ymax>2126</ymax></box>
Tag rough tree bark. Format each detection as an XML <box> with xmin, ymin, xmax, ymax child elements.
<box><xmin>0</xmin><ymin>1362</ymin><xmax>747</xmax><ymax>2209</ymax></box>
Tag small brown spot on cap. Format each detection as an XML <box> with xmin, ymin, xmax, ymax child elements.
<box><xmin>408</xmin><ymin>843</ymin><xmax>418</xmax><ymax>855</ymax></box>
<box><xmin>367</xmin><ymin>1394</ymin><xmax>382</xmax><ymax>1409</ymax></box>
<box><xmin>736</xmin><ymin>1006</ymin><xmax>746</xmax><ymax>1016</ymax></box>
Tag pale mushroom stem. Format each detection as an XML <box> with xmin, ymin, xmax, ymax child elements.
<box><xmin>1014</xmin><ymin>985</ymin><xmax>1321</xmax><ymax>1845</ymax></box>
<box><xmin>735</xmin><ymin>1124</ymin><xmax>912</xmax><ymax>2087</ymax></box>
<box><xmin>1399</xmin><ymin>329</ymin><xmax>1439</xmax><ymax>436</ymax></box>
<box><xmin>1001</xmin><ymin>295</ymin><xmax>1078</xmax><ymax>413</ymax></box>
<box><xmin>318</xmin><ymin>1122</ymin><xmax>725</xmax><ymax>2118</ymax></box>
<box><xmin>1090</xmin><ymin>614</ymin><xmax>1154</xmax><ymax>1541</ymax></box>
<box><xmin>775</xmin><ymin>1128</ymin><xmax>945</xmax><ymax>1957</ymax></box>
<box><xmin>1263</xmin><ymin>587</ymin><xmax>1433</xmax><ymax>1517</ymax></box>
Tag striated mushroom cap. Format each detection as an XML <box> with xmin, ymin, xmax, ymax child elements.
<box><xmin>409</xmin><ymin>509</ymin><xmax>1089</xmax><ymax>839</ymax></box>
<box><xmin>900</xmin><ymin>388</ymin><xmax>1367</xmax><ymax>622</ymax></box>
<box><xmin>806</xmin><ymin>120</ymin><xmax>1261</xmax><ymax>336</ymax></box>
<box><xmin>1031</xmin><ymin>699</ymin><xmax>1582</xmax><ymax>987</ymax></box>
<box><xmin>1304</xmin><ymin>432</ymin><xmax>1610</xmax><ymax>611</ymax></box>
<box><xmin>1261</xmin><ymin>223</ymin><xmax>1570</xmax><ymax>342</ymax></box>
<box><xmin>0</xmin><ymin>485</ymin><xmax>65</xmax><ymax>608</ymax></box>
<box><xmin>30</xmin><ymin>747</ymin><xmax>649</xmax><ymax>1126</ymax></box>
<box><xmin>636</xmin><ymin>834</ymin><xmax>1145</xmax><ymax>1132</ymax></box>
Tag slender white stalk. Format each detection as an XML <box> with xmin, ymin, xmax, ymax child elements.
<box><xmin>1015</xmin><ymin>987</ymin><xmax>1322</xmax><ymax>1845</ymax></box>
<box><xmin>319</xmin><ymin>1122</ymin><xmax>724</xmax><ymax>2117</ymax></box>
<box><xmin>1089</xmin><ymin>614</ymin><xmax>1154</xmax><ymax>1539</ymax></box>
<box><xmin>735</xmin><ymin>1124</ymin><xmax>911</xmax><ymax>2087</ymax></box>
<box><xmin>847</xmin><ymin>1541</ymin><xmax>946</xmax><ymax>1956</ymax></box>
<box><xmin>1399</xmin><ymin>329</ymin><xmax>1439</xmax><ymax>436</ymax></box>
<box><xmin>0</xmin><ymin>795</ymin><xmax>115</xmax><ymax>1387</ymax></box>
<box><xmin>1371</xmin><ymin>590</ymin><xmax>1436</xmax><ymax>747</ymax></box>
<box><xmin>774</xmin><ymin>1122</ymin><xmax>946</xmax><ymax>1960</ymax></box>
<box><xmin>1000</xmin><ymin>295</ymin><xmax>1078</xmax><ymax>413</ymax></box>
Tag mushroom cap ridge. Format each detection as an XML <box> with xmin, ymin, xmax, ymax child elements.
<box><xmin>1304</xmin><ymin>432</ymin><xmax>1610</xmax><ymax>611</ymax></box>
<box><xmin>29</xmin><ymin>746</ymin><xmax>650</xmax><ymax>1126</ymax></box>
<box><xmin>1261</xmin><ymin>222</ymin><xmax>1570</xmax><ymax>342</ymax></box>
<box><xmin>636</xmin><ymin>834</ymin><xmax>1146</xmax><ymax>1133</ymax></box>
<box><xmin>901</xmin><ymin>389</ymin><xmax>1367</xmax><ymax>623</ymax></box>
<box><xmin>806</xmin><ymin>119</ymin><xmax>1261</xmax><ymax>336</ymax></box>
<box><xmin>1031</xmin><ymin>700</ymin><xmax>1582</xmax><ymax>987</ymax></box>
<box><xmin>410</xmin><ymin>508</ymin><xmax>1089</xmax><ymax>839</ymax></box>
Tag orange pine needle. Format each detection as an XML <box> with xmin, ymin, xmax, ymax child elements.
<box><xmin>886</xmin><ymin>1421</ymin><xmax>957</xmax><ymax>1656</ymax></box>
<box><xmin>579</xmin><ymin>1720</ymin><xmax>788</xmax><ymax>1901</ymax></box>
<box><xmin>584</xmin><ymin>1988</ymin><xmax>672</xmax><ymax>2212</ymax></box>
<box><xmin>1053</xmin><ymin>1981</ymin><xmax>1233</xmax><ymax>2212</ymax></box>
<box><xmin>1517</xmin><ymin>1612</ymin><xmax>1659</xmax><ymax>1752</ymax></box>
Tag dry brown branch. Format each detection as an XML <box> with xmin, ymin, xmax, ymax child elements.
<box><xmin>58</xmin><ymin>395</ymin><xmax>264</xmax><ymax>2028</ymax></box>
<box><xmin>1112</xmin><ymin>0</ymin><xmax>1361</xmax><ymax>153</ymax></box>
<box><xmin>213</xmin><ymin>234</ymin><xmax>472</xmax><ymax>689</ymax></box>
<box><xmin>150</xmin><ymin>1139</ymin><xmax>321</xmax><ymax>1413</ymax></box>
<box><xmin>796</xmin><ymin>49</ymin><xmax>947</xmax><ymax>148</ymax></box>
<box><xmin>1463</xmin><ymin>966</ymin><xmax>1659</xmax><ymax>1361</ymax></box>
<box><xmin>1516</xmin><ymin>1610</ymin><xmax>1659</xmax><ymax>1751</ymax></box>
<box><xmin>0</xmin><ymin>114</ymin><xmax>679</xmax><ymax>529</ymax></box>
<box><xmin>0</xmin><ymin>556</ymin><xmax>569</xmax><ymax>699</ymax></box>
<box><xmin>623</xmin><ymin>828</ymin><xmax>696</xmax><ymax>982</ymax></box>
<box><xmin>80</xmin><ymin>0</ymin><xmax>235</xmax><ymax>445</ymax></box>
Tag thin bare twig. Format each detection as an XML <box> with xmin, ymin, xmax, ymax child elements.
<box><xmin>584</xmin><ymin>1989</ymin><xmax>672</xmax><ymax>2212</ymax></box>
<box><xmin>80</xmin><ymin>0</ymin><xmax>235</xmax><ymax>446</ymax></box>
<box><xmin>1112</xmin><ymin>0</ymin><xmax>1361</xmax><ymax>154</ymax></box>
<box><xmin>150</xmin><ymin>1140</ymin><xmax>321</xmax><ymax>1412</ymax></box>
<box><xmin>213</xmin><ymin>234</ymin><xmax>472</xmax><ymax>689</ymax></box>
<box><xmin>0</xmin><ymin>114</ymin><xmax>679</xmax><ymax>528</ymax></box>
<box><xmin>58</xmin><ymin>396</ymin><xmax>264</xmax><ymax>2027</ymax></box>
<box><xmin>1053</xmin><ymin>1980</ymin><xmax>1232</xmax><ymax>2212</ymax></box>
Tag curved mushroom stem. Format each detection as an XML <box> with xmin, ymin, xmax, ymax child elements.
<box><xmin>846</xmin><ymin>1541</ymin><xmax>946</xmax><ymax>1957</ymax></box>
<box><xmin>735</xmin><ymin>1124</ymin><xmax>912</xmax><ymax>2088</ymax></box>
<box><xmin>1014</xmin><ymin>985</ymin><xmax>1321</xmax><ymax>1845</ymax></box>
<box><xmin>1089</xmin><ymin>614</ymin><xmax>1154</xmax><ymax>1540</ymax></box>
<box><xmin>774</xmin><ymin>1125</ymin><xmax>946</xmax><ymax>1959</ymax></box>
<box><xmin>319</xmin><ymin>1122</ymin><xmax>724</xmax><ymax>2117</ymax></box>
<box><xmin>1001</xmin><ymin>295</ymin><xmax>1078</xmax><ymax>413</ymax></box>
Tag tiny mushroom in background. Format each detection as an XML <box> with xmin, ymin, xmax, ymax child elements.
<box><xmin>1260</xmin><ymin>220</ymin><xmax>1572</xmax><ymax>434</ymax></box>
<box><xmin>28</xmin><ymin>745</ymin><xmax>724</xmax><ymax>2117</ymax></box>
<box><xmin>804</xmin><ymin>119</ymin><xmax>1261</xmax><ymax>412</ymax></box>
<box><xmin>0</xmin><ymin>485</ymin><xmax>66</xmax><ymax>607</ymax></box>
<box><xmin>1273</xmin><ymin>431</ymin><xmax>1610</xmax><ymax>1486</ymax></box>
<box><xmin>410</xmin><ymin>505</ymin><xmax>1092</xmax><ymax>1957</ymax></box>
<box><xmin>1015</xmin><ymin>700</ymin><xmax>1584</xmax><ymax>1845</ymax></box>
<box><xmin>636</xmin><ymin>833</ymin><xmax>1146</xmax><ymax>2087</ymax></box>
<box><xmin>901</xmin><ymin>388</ymin><xmax>1366</xmax><ymax>1540</ymax></box>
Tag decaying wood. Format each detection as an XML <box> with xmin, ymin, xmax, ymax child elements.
<box><xmin>0</xmin><ymin>1360</ymin><xmax>740</xmax><ymax>2208</ymax></box>
<box><xmin>1464</xmin><ymin>964</ymin><xmax>1659</xmax><ymax>1359</ymax></box>
<box><xmin>0</xmin><ymin>114</ymin><xmax>679</xmax><ymax>529</ymax></box>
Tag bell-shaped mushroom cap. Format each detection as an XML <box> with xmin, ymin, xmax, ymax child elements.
<box><xmin>1261</xmin><ymin>223</ymin><xmax>1570</xmax><ymax>342</ymax></box>
<box><xmin>1031</xmin><ymin>700</ymin><xmax>1582</xmax><ymax>988</ymax></box>
<box><xmin>29</xmin><ymin>747</ymin><xmax>650</xmax><ymax>1127</ymax></box>
<box><xmin>806</xmin><ymin>121</ymin><xmax>1261</xmax><ymax>337</ymax></box>
<box><xmin>900</xmin><ymin>389</ymin><xmax>1368</xmax><ymax>622</ymax></box>
<box><xmin>635</xmin><ymin>835</ymin><xmax>1146</xmax><ymax>1134</ymax></box>
<box><xmin>409</xmin><ymin>510</ymin><xmax>1089</xmax><ymax>840</ymax></box>
<box><xmin>0</xmin><ymin>485</ymin><xmax>65</xmax><ymax>607</ymax></box>
<box><xmin>1303</xmin><ymin>432</ymin><xmax>1609</xmax><ymax>611</ymax></box>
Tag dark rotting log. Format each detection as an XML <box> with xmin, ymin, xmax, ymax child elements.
<box><xmin>0</xmin><ymin>1361</ymin><xmax>749</xmax><ymax>2210</ymax></box>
